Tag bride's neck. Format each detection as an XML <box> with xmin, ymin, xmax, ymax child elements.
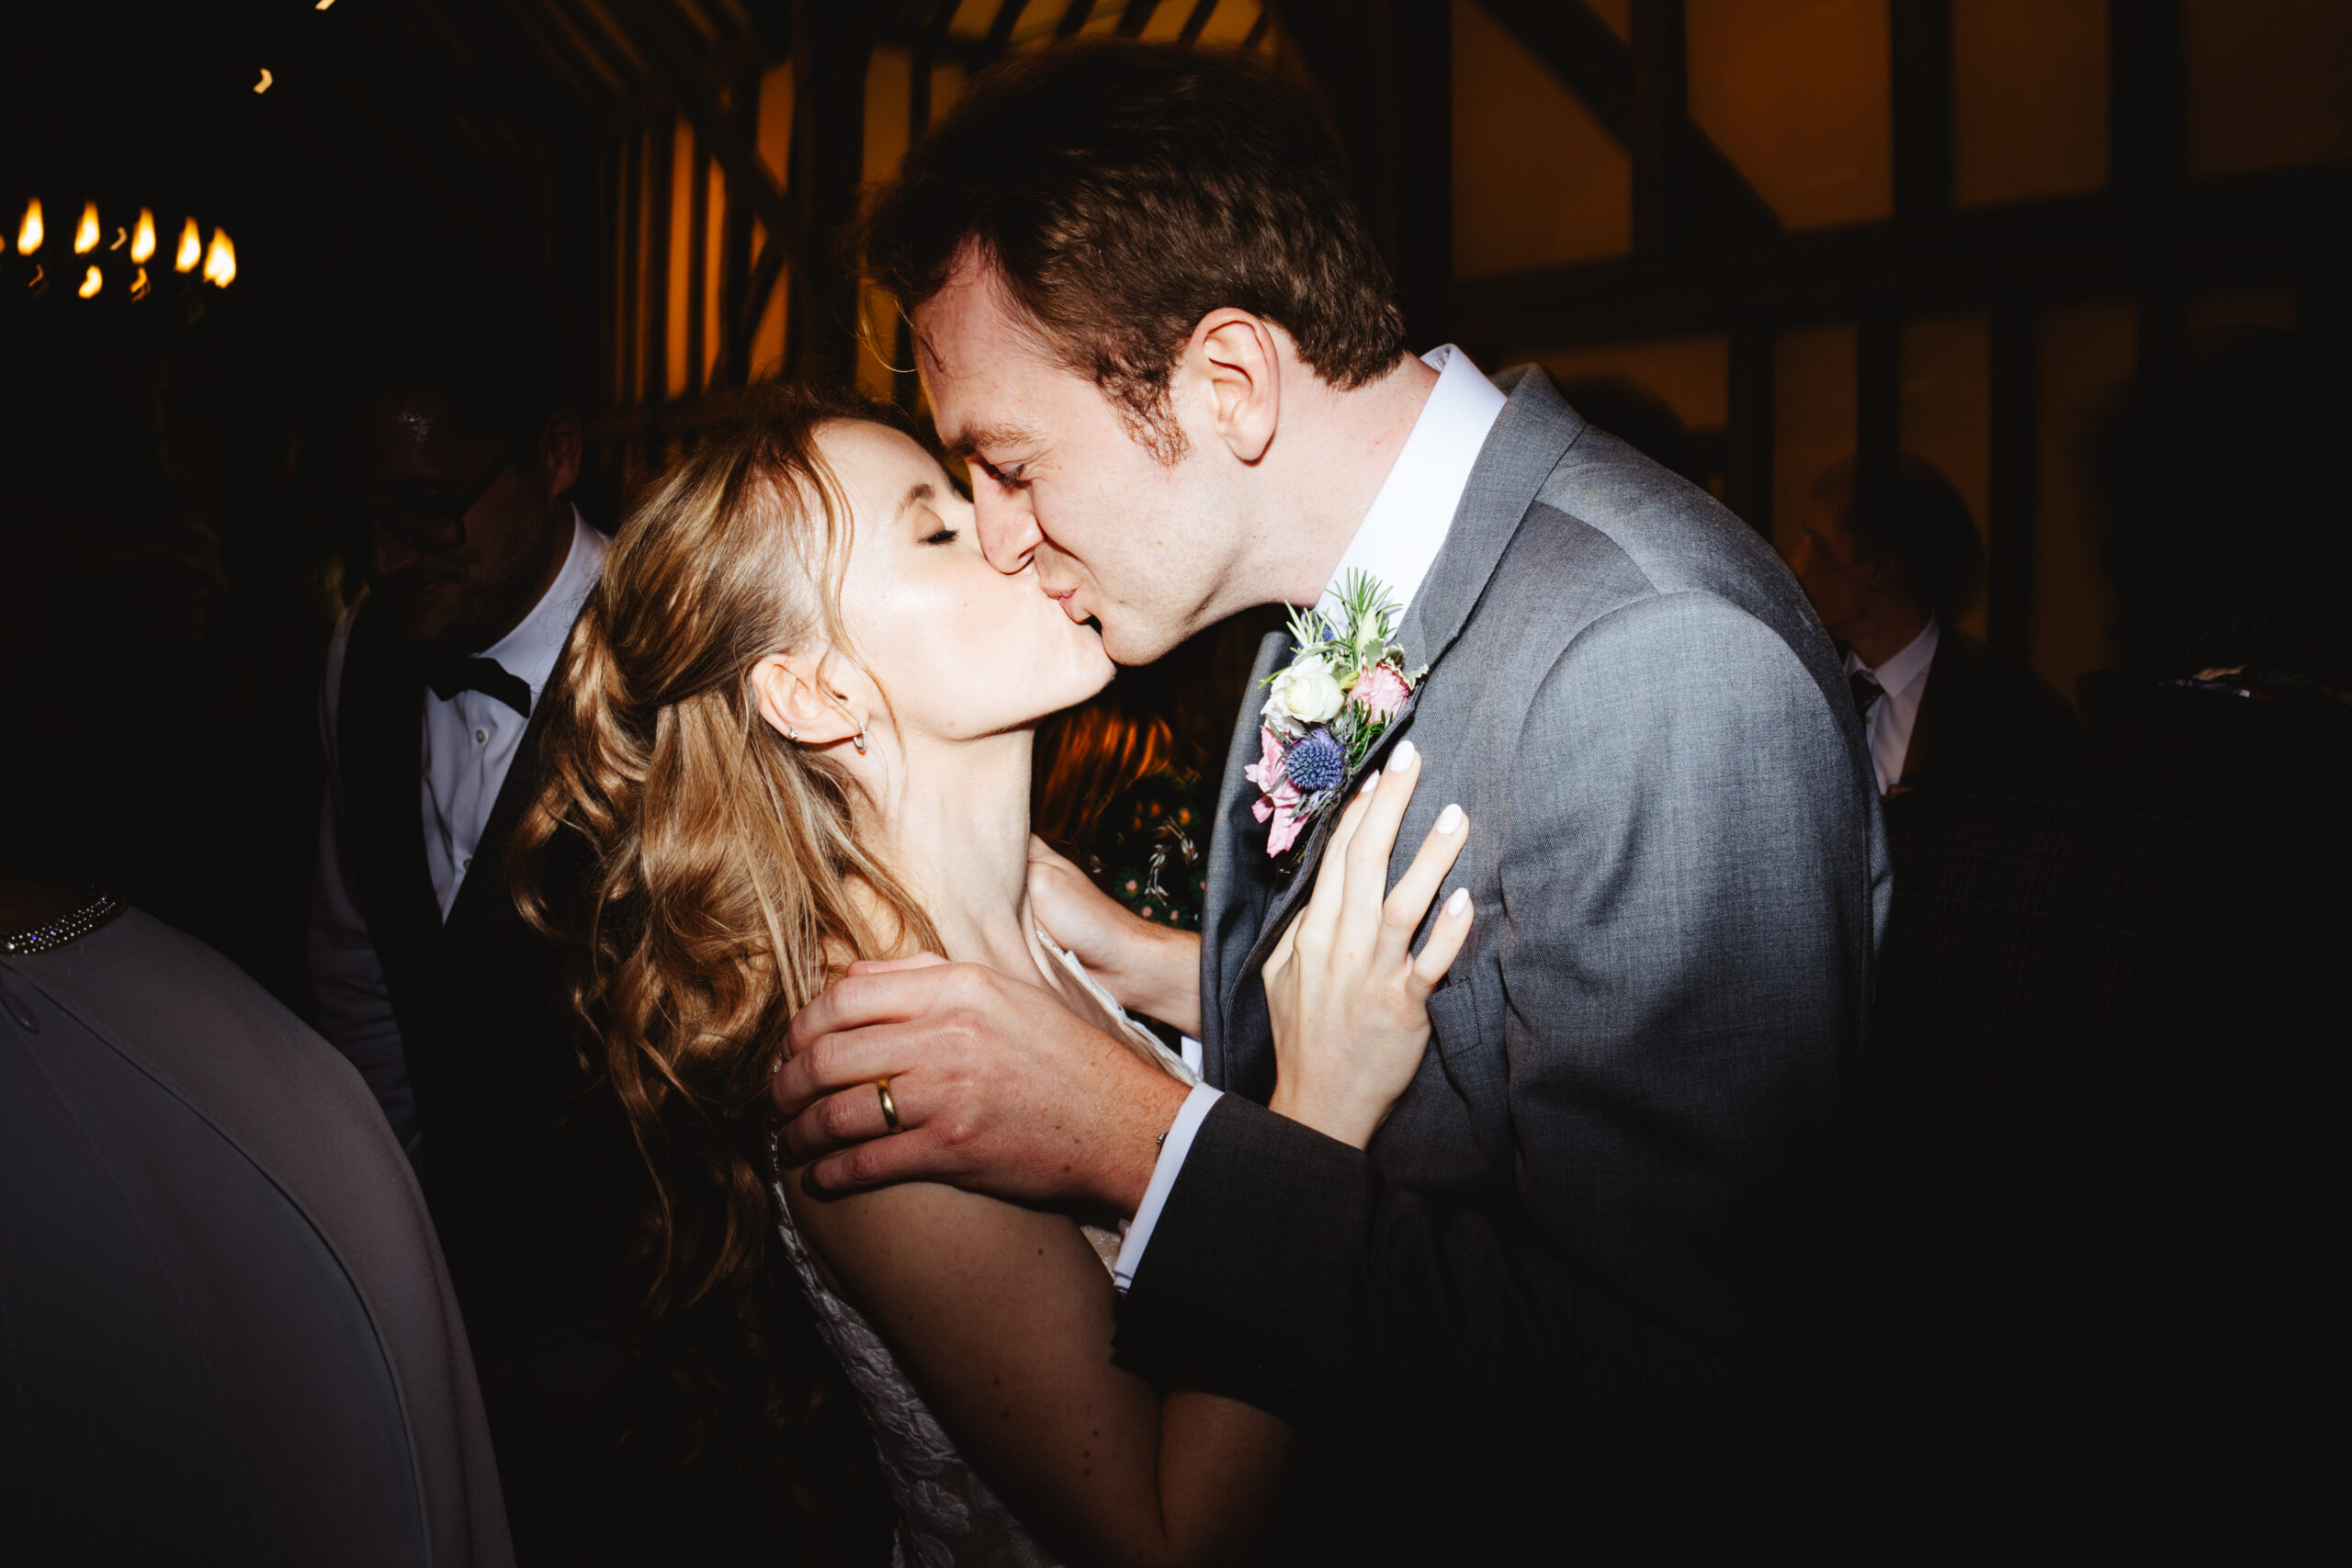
<box><xmin>873</xmin><ymin>728</ymin><xmax>1039</xmax><ymax>978</ymax></box>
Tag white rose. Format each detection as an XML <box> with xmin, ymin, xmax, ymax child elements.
<box><xmin>1265</xmin><ymin>657</ymin><xmax>1345</xmax><ymax>728</ymax></box>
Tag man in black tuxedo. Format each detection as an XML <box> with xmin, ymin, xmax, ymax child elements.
<box><xmin>1791</xmin><ymin>455</ymin><xmax>2076</xmax><ymax>796</ymax></box>
<box><xmin>306</xmin><ymin>294</ymin><xmax>633</xmax><ymax>1561</ymax></box>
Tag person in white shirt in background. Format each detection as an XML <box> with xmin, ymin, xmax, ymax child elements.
<box><xmin>1791</xmin><ymin>453</ymin><xmax>2076</xmax><ymax>797</ymax></box>
<box><xmin>303</xmin><ymin>288</ymin><xmax>654</xmax><ymax>1565</ymax></box>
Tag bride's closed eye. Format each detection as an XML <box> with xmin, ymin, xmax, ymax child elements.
<box><xmin>922</xmin><ymin>525</ymin><xmax>960</xmax><ymax>546</ymax></box>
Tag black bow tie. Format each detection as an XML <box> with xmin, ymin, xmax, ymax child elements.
<box><xmin>425</xmin><ymin>655</ymin><xmax>533</xmax><ymax>718</ymax></box>
<box><xmin>1849</xmin><ymin>669</ymin><xmax>1884</xmax><ymax>722</ymax></box>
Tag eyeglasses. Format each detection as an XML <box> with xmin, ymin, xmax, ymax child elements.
<box><xmin>355</xmin><ymin>445</ymin><xmax>514</xmax><ymax>554</ymax></box>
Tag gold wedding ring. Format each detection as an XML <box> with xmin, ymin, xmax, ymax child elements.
<box><xmin>876</xmin><ymin>1076</ymin><xmax>906</xmax><ymax>1134</ymax></box>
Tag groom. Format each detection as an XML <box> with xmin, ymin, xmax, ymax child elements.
<box><xmin>775</xmin><ymin>43</ymin><xmax>1886</xmax><ymax>1562</ymax></box>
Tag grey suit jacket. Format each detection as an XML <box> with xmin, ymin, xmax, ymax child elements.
<box><xmin>1120</xmin><ymin>368</ymin><xmax>1889</xmax><ymax>1556</ymax></box>
<box><xmin>0</xmin><ymin>908</ymin><xmax>513</xmax><ymax>1568</ymax></box>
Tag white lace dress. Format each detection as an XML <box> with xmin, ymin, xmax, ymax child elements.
<box><xmin>770</xmin><ymin>936</ymin><xmax>1198</xmax><ymax>1568</ymax></box>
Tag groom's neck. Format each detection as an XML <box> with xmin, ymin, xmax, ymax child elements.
<box><xmin>1242</xmin><ymin>351</ymin><xmax>1440</xmax><ymax>609</ymax></box>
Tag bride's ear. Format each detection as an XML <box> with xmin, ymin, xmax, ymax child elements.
<box><xmin>1182</xmin><ymin>310</ymin><xmax>1281</xmax><ymax>464</ymax></box>
<box><xmin>751</xmin><ymin>653</ymin><xmax>862</xmax><ymax>748</ymax></box>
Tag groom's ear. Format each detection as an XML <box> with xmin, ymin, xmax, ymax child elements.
<box><xmin>1182</xmin><ymin>310</ymin><xmax>1281</xmax><ymax>465</ymax></box>
<box><xmin>751</xmin><ymin>653</ymin><xmax>862</xmax><ymax>747</ymax></box>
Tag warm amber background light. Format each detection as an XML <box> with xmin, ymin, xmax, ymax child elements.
<box><xmin>78</xmin><ymin>265</ymin><xmax>103</xmax><ymax>299</ymax></box>
<box><xmin>15</xmin><ymin>198</ymin><xmax>40</xmax><ymax>254</ymax></box>
<box><xmin>130</xmin><ymin>209</ymin><xmax>156</xmax><ymax>264</ymax></box>
<box><xmin>175</xmin><ymin>217</ymin><xmax>201</xmax><ymax>272</ymax></box>
<box><xmin>74</xmin><ymin>202</ymin><xmax>99</xmax><ymax>254</ymax></box>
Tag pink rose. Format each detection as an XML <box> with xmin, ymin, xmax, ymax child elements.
<box><xmin>1351</xmin><ymin>663</ymin><xmax>1409</xmax><ymax>721</ymax></box>
<box><xmin>1241</xmin><ymin>725</ymin><xmax>1287</xmax><ymax>794</ymax></box>
<box><xmin>1250</xmin><ymin>769</ymin><xmax>1305</xmax><ymax>854</ymax></box>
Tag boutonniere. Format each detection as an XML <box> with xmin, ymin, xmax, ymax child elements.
<box><xmin>1246</xmin><ymin>570</ymin><xmax>1426</xmax><ymax>862</ymax></box>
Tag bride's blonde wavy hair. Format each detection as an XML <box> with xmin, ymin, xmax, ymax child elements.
<box><xmin>512</xmin><ymin>383</ymin><xmax>939</xmax><ymax>1499</ymax></box>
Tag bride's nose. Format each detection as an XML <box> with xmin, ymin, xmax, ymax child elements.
<box><xmin>973</xmin><ymin>486</ymin><xmax>1043</xmax><ymax>576</ymax></box>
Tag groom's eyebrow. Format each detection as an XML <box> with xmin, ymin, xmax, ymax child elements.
<box><xmin>938</xmin><ymin>419</ymin><xmax>1040</xmax><ymax>459</ymax></box>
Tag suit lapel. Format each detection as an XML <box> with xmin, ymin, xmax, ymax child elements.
<box><xmin>1210</xmin><ymin>367</ymin><xmax>1592</xmax><ymax>1096</ymax></box>
<box><xmin>1200</xmin><ymin>628</ymin><xmax>1293</xmax><ymax>1084</ymax></box>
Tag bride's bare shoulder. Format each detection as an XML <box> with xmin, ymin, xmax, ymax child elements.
<box><xmin>777</xmin><ymin>1159</ymin><xmax>1108</xmax><ymax>1334</ymax></box>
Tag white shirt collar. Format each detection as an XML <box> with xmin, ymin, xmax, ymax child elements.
<box><xmin>478</xmin><ymin>505</ymin><xmax>607</xmax><ymax>704</ymax></box>
<box><xmin>1845</xmin><ymin>615</ymin><xmax>1940</xmax><ymax>697</ymax></box>
<box><xmin>1317</xmin><ymin>344</ymin><xmax>1507</xmax><ymax>620</ymax></box>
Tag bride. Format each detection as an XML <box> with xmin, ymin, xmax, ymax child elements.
<box><xmin>515</xmin><ymin>385</ymin><xmax>1470</xmax><ymax>1567</ymax></box>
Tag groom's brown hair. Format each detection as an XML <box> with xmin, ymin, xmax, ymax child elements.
<box><xmin>862</xmin><ymin>40</ymin><xmax>1406</xmax><ymax>454</ymax></box>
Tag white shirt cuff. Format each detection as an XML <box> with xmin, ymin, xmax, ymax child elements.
<box><xmin>1112</xmin><ymin>1080</ymin><xmax>1223</xmax><ymax>1294</ymax></box>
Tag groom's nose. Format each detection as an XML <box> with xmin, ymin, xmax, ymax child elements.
<box><xmin>973</xmin><ymin>485</ymin><xmax>1044</xmax><ymax>576</ymax></box>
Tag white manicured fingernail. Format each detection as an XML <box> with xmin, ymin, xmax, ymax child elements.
<box><xmin>1446</xmin><ymin>887</ymin><xmax>1470</xmax><ymax>917</ymax></box>
<box><xmin>1435</xmin><ymin>803</ymin><xmax>1463</xmax><ymax>835</ymax></box>
<box><xmin>1388</xmin><ymin>739</ymin><xmax>1418</xmax><ymax>773</ymax></box>
<box><xmin>1360</xmin><ymin>771</ymin><xmax>1380</xmax><ymax>795</ymax></box>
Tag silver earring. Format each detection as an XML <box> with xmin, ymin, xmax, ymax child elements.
<box><xmin>785</xmin><ymin>726</ymin><xmax>799</xmax><ymax>741</ymax></box>
<box><xmin>853</xmin><ymin>728</ymin><xmax>868</xmax><ymax>755</ymax></box>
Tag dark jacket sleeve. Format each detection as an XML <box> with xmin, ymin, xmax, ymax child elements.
<box><xmin>1116</xmin><ymin>592</ymin><xmax>1873</xmax><ymax>1491</ymax></box>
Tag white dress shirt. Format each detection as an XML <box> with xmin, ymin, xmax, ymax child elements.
<box><xmin>308</xmin><ymin>508</ymin><xmax>608</xmax><ymax>1154</ymax></box>
<box><xmin>1114</xmin><ymin>345</ymin><xmax>1507</xmax><ymax>1292</ymax></box>
<box><xmin>1846</xmin><ymin>616</ymin><xmax>1939</xmax><ymax>796</ymax></box>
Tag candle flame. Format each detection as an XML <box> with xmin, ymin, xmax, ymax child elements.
<box><xmin>130</xmin><ymin>266</ymin><xmax>151</xmax><ymax>300</ymax></box>
<box><xmin>254</xmin><ymin>68</ymin><xmax>273</xmax><ymax>94</ymax></box>
<box><xmin>17</xmin><ymin>198</ymin><xmax>41</xmax><ymax>254</ymax></box>
<box><xmin>79</xmin><ymin>265</ymin><xmax>103</xmax><ymax>299</ymax></box>
<box><xmin>74</xmin><ymin>202</ymin><xmax>99</xmax><ymax>254</ymax></box>
<box><xmin>131</xmin><ymin>209</ymin><xmax>156</xmax><ymax>264</ymax></box>
<box><xmin>175</xmin><ymin>217</ymin><xmax>202</xmax><ymax>272</ymax></box>
<box><xmin>316</xmin><ymin>0</ymin><xmax>335</xmax><ymax>9</ymax></box>
<box><xmin>203</xmin><ymin>228</ymin><xmax>236</xmax><ymax>288</ymax></box>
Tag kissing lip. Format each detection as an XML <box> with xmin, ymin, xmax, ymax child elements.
<box><xmin>1044</xmin><ymin>584</ymin><xmax>1090</xmax><ymax>623</ymax></box>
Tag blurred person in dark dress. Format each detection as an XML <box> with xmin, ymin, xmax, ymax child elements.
<box><xmin>1864</xmin><ymin>331</ymin><xmax>2350</xmax><ymax>1563</ymax></box>
<box><xmin>1792</xmin><ymin>454</ymin><xmax>2076</xmax><ymax>796</ymax></box>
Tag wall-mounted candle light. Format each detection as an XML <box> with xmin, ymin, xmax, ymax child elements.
<box><xmin>78</xmin><ymin>265</ymin><xmax>103</xmax><ymax>298</ymax></box>
<box><xmin>130</xmin><ymin>209</ymin><xmax>155</xmax><ymax>265</ymax></box>
<box><xmin>202</xmin><ymin>228</ymin><xmax>236</xmax><ymax>288</ymax></box>
<box><xmin>17</xmin><ymin>198</ymin><xmax>40</xmax><ymax>253</ymax></box>
<box><xmin>175</xmin><ymin>217</ymin><xmax>201</xmax><ymax>272</ymax></box>
<box><xmin>74</xmin><ymin>202</ymin><xmax>99</xmax><ymax>254</ymax></box>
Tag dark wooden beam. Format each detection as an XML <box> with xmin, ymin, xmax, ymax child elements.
<box><xmin>2110</xmin><ymin>0</ymin><xmax>2184</xmax><ymax>197</ymax></box>
<box><xmin>718</xmin><ymin>71</ymin><xmax>760</xmax><ymax>384</ymax></box>
<box><xmin>2111</xmin><ymin>0</ymin><xmax>2187</xmax><ymax>383</ymax></box>
<box><xmin>1453</xmin><ymin>161</ymin><xmax>2352</xmax><ymax>352</ymax></box>
<box><xmin>1271</xmin><ymin>0</ymin><xmax>1452</xmax><ymax>345</ymax></box>
<box><xmin>1057</xmin><ymin>1</ymin><xmax>1101</xmax><ymax>37</ymax></box>
<box><xmin>1890</xmin><ymin>0</ymin><xmax>1953</xmax><ymax>222</ymax></box>
<box><xmin>987</xmin><ymin>0</ymin><xmax>1035</xmax><ymax>51</ymax></box>
<box><xmin>686</xmin><ymin>137</ymin><xmax>711</xmax><ymax>393</ymax></box>
<box><xmin>785</xmin><ymin>0</ymin><xmax>874</xmax><ymax>386</ymax></box>
<box><xmin>1177</xmin><ymin>0</ymin><xmax>1221</xmax><ymax>45</ymax></box>
<box><xmin>645</xmin><ymin>115</ymin><xmax>676</xmax><ymax>405</ymax></box>
<box><xmin>1629</xmin><ymin>0</ymin><xmax>1690</xmax><ymax>254</ymax></box>
<box><xmin>1117</xmin><ymin>1</ymin><xmax>1165</xmax><ymax>36</ymax></box>
<box><xmin>598</xmin><ymin>0</ymin><xmax>798</xmax><ymax>262</ymax></box>
<box><xmin>1725</xmin><ymin>317</ymin><xmax>1775</xmax><ymax>536</ymax></box>
<box><xmin>1474</xmin><ymin>0</ymin><xmax>1779</xmax><ymax>250</ymax></box>
<box><xmin>620</xmin><ymin>126</ymin><xmax>645</xmax><ymax>406</ymax></box>
<box><xmin>1985</xmin><ymin>302</ymin><xmax>2038</xmax><ymax>664</ymax></box>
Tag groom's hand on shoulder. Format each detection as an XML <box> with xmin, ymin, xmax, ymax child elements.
<box><xmin>771</xmin><ymin>956</ymin><xmax>1189</xmax><ymax>1213</ymax></box>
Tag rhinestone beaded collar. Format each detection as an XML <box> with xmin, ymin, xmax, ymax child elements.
<box><xmin>0</xmin><ymin>894</ymin><xmax>125</xmax><ymax>957</ymax></box>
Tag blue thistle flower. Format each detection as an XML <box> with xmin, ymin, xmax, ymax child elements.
<box><xmin>1284</xmin><ymin>727</ymin><xmax>1346</xmax><ymax>792</ymax></box>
